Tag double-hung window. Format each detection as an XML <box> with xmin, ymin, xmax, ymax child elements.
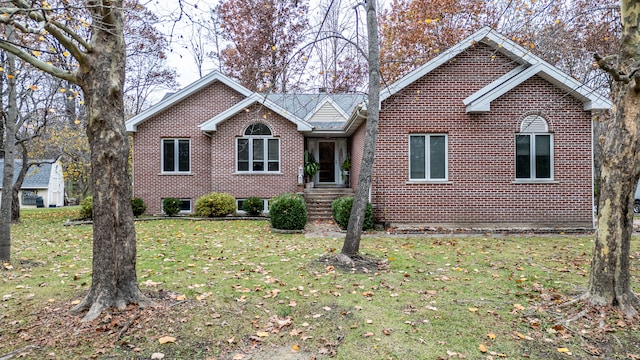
<box><xmin>162</xmin><ymin>138</ymin><xmax>190</xmax><ymax>173</ymax></box>
<box><xmin>515</xmin><ymin>116</ymin><xmax>553</xmax><ymax>180</ymax></box>
<box><xmin>409</xmin><ymin>134</ymin><xmax>448</xmax><ymax>181</ymax></box>
<box><xmin>237</xmin><ymin>123</ymin><xmax>280</xmax><ymax>173</ymax></box>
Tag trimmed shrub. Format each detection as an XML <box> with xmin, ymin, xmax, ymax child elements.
<box><xmin>331</xmin><ymin>196</ymin><xmax>374</xmax><ymax>230</ymax></box>
<box><xmin>79</xmin><ymin>196</ymin><xmax>93</xmax><ymax>219</ymax></box>
<box><xmin>243</xmin><ymin>196</ymin><xmax>263</xmax><ymax>216</ymax></box>
<box><xmin>131</xmin><ymin>197</ymin><xmax>146</xmax><ymax>217</ymax></box>
<box><xmin>163</xmin><ymin>197</ymin><xmax>181</xmax><ymax>217</ymax></box>
<box><xmin>195</xmin><ymin>192</ymin><xmax>236</xmax><ymax>217</ymax></box>
<box><xmin>269</xmin><ymin>193</ymin><xmax>307</xmax><ymax>230</ymax></box>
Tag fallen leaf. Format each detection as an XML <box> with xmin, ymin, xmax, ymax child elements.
<box><xmin>487</xmin><ymin>333</ymin><xmax>496</xmax><ymax>340</ymax></box>
<box><xmin>233</xmin><ymin>354</ymin><xmax>244</xmax><ymax>360</ymax></box>
<box><xmin>479</xmin><ymin>344</ymin><xmax>487</xmax><ymax>353</ymax></box>
<box><xmin>291</xmin><ymin>344</ymin><xmax>300</xmax><ymax>352</ymax></box>
<box><xmin>468</xmin><ymin>307</ymin><xmax>479</xmax><ymax>313</ymax></box>
<box><xmin>363</xmin><ymin>332</ymin><xmax>374</xmax><ymax>338</ymax></box>
<box><xmin>158</xmin><ymin>336</ymin><xmax>176</xmax><ymax>344</ymax></box>
<box><xmin>151</xmin><ymin>353</ymin><xmax>165</xmax><ymax>360</ymax></box>
<box><xmin>256</xmin><ymin>331</ymin><xmax>269</xmax><ymax>337</ymax></box>
<box><xmin>557</xmin><ymin>347</ymin><xmax>571</xmax><ymax>353</ymax></box>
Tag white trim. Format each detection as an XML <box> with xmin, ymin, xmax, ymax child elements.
<box><xmin>515</xmin><ymin>133</ymin><xmax>554</xmax><ymax>180</ymax></box>
<box><xmin>161</xmin><ymin>138</ymin><xmax>191</xmax><ymax>174</ymax></box>
<box><xmin>236</xmin><ymin>133</ymin><xmax>281</xmax><ymax>173</ymax></box>
<box><xmin>380</xmin><ymin>26</ymin><xmax>612</xmax><ymax>112</ymax></box>
<box><xmin>408</xmin><ymin>134</ymin><xmax>448</xmax><ymax>181</ymax></box>
<box><xmin>199</xmin><ymin>93</ymin><xmax>313</xmax><ymax>132</ymax></box>
<box><xmin>466</xmin><ymin>63</ymin><xmax>612</xmax><ymax>112</ymax></box>
<box><xmin>126</xmin><ymin>71</ymin><xmax>253</xmax><ymax>132</ymax></box>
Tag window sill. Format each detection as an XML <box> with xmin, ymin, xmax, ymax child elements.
<box><xmin>234</xmin><ymin>172</ymin><xmax>283</xmax><ymax>175</ymax></box>
<box><xmin>159</xmin><ymin>172</ymin><xmax>192</xmax><ymax>175</ymax></box>
<box><xmin>406</xmin><ymin>180</ymin><xmax>452</xmax><ymax>185</ymax></box>
<box><xmin>512</xmin><ymin>179</ymin><xmax>558</xmax><ymax>184</ymax></box>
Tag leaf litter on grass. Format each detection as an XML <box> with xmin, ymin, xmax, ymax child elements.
<box><xmin>2</xmin><ymin>211</ymin><xmax>640</xmax><ymax>359</ymax></box>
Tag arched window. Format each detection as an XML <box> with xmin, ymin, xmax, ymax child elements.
<box><xmin>237</xmin><ymin>123</ymin><xmax>280</xmax><ymax>172</ymax></box>
<box><xmin>515</xmin><ymin>115</ymin><xmax>553</xmax><ymax>180</ymax></box>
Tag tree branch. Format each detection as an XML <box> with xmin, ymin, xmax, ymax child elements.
<box><xmin>594</xmin><ymin>53</ymin><xmax>632</xmax><ymax>83</ymax></box>
<box><xmin>0</xmin><ymin>40</ymin><xmax>76</xmax><ymax>82</ymax></box>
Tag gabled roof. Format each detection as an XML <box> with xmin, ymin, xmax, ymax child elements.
<box><xmin>0</xmin><ymin>159</ymin><xmax>56</xmax><ymax>189</ymax></box>
<box><xmin>199</xmin><ymin>93</ymin><xmax>313</xmax><ymax>132</ymax></box>
<box><xmin>126</xmin><ymin>71</ymin><xmax>254</xmax><ymax>132</ymax></box>
<box><xmin>380</xmin><ymin>26</ymin><xmax>612</xmax><ymax>112</ymax></box>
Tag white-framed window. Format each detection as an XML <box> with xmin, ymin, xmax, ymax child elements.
<box><xmin>236</xmin><ymin>198</ymin><xmax>270</xmax><ymax>213</ymax></box>
<box><xmin>162</xmin><ymin>138</ymin><xmax>190</xmax><ymax>173</ymax></box>
<box><xmin>515</xmin><ymin>116</ymin><xmax>553</xmax><ymax>180</ymax></box>
<box><xmin>409</xmin><ymin>134</ymin><xmax>448</xmax><ymax>181</ymax></box>
<box><xmin>161</xmin><ymin>198</ymin><xmax>192</xmax><ymax>213</ymax></box>
<box><xmin>237</xmin><ymin>123</ymin><xmax>280</xmax><ymax>173</ymax></box>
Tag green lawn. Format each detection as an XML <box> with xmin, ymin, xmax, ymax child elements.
<box><xmin>1</xmin><ymin>208</ymin><xmax>639</xmax><ymax>359</ymax></box>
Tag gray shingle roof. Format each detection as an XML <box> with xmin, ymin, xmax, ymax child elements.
<box><xmin>0</xmin><ymin>159</ymin><xmax>53</xmax><ymax>189</ymax></box>
<box><xmin>264</xmin><ymin>93</ymin><xmax>365</xmax><ymax>129</ymax></box>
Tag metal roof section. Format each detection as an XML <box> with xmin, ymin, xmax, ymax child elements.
<box><xmin>198</xmin><ymin>93</ymin><xmax>313</xmax><ymax>132</ymax></box>
<box><xmin>125</xmin><ymin>71</ymin><xmax>254</xmax><ymax>132</ymax></box>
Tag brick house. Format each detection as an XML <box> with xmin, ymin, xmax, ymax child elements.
<box><xmin>126</xmin><ymin>27</ymin><xmax>611</xmax><ymax>228</ymax></box>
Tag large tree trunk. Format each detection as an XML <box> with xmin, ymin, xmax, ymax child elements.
<box><xmin>341</xmin><ymin>0</ymin><xmax>380</xmax><ymax>257</ymax></box>
<box><xmin>0</xmin><ymin>50</ymin><xmax>17</xmax><ymax>261</ymax></box>
<box><xmin>70</xmin><ymin>1</ymin><xmax>151</xmax><ymax>321</ymax></box>
<box><xmin>586</xmin><ymin>0</ymin><xmax>640</xmax><ymax>319</ymax></box>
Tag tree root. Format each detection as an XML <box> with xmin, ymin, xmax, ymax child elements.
<box><xmin>0</xmin><ymin>345</ymin><xmax>38</xmax><ymax>360</ymax></box>
<box><xmin>71</xmin><ymin>287</ymin><xmax>158</xmax><ymax>322</ymax></box>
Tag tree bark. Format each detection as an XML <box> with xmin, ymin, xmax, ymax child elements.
<box><xmin>586</xmin><ymin>0</ymin><xmax>640</xmax><ymax>319</ymax></box>
<box><xmin>11</xmin><ymin>144</ymin><xmax>28</xmax><ymax>223</ymax></box>
<box><xmin>0</xmin><ymin>50</ymin><xmax>17</xmax><ymax>261</ymax></box>
<box><xmin>341</xmin><ymin>0</ymin><xmax>380</xmax><ymax>257</ymax></box>
<box><xmin>69</xmin><ymin>1</ymin><xmax>152</xmax><ymax>321</ymax></box>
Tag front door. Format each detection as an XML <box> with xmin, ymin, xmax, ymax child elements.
<box><xmin>318</xmin><ymin>141</ymin><xmax>336</xmax><ymax>183</ymax></box>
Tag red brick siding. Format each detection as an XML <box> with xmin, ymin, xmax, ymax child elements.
<box><xmin>131</xmin><ymin>82</ymin><xmax>246</xmax><ymax>214</ymax></box>
<box><xmin>207</xmin><ymin>104</ymin><xmax>303</xmax><ymax>200</ymax></box>
<box><xmin>368</xmin><ymin>44</ymin><xmax>594</xmax><ymax>227</ymax></box>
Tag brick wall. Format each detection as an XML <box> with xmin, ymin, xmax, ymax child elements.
<box><xmin>207</xmin><ymin>104</ymin><xmax>303</xmax><ymax>200</ymax></box>
<box><xmin>131</xmin><ymin>82</ymin><xmax>246</xmax><ymax>214</ymax></box>
<box><xmin>368</xmin><ymin>43</ymin><xmax>594</xmax><ymax>227</ymax></box>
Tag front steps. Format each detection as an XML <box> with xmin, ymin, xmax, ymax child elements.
<box><xmin>303</xmin><ymin>187</ymin><xmax>355</xmax><ymax>221</ymax></box>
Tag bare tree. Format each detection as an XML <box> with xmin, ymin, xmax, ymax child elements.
<box><xmin>340</xmin><ymin>0</ymin><xmax>380</xmax><ymax>260</ymax></box>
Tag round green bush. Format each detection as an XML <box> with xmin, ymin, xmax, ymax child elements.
<box><xmin>163</xmin><ymin>197</ymin><xmax>181</xmax><ymax>216</ymax></box>
<box><xmin>131</xmin><ymin>197</ymin><xmax>147</xmax><ymax>217</ymax></box>
<box><xmin>195</xmin><ymin>192</ymin><xmax>236</xmax><ymax>217</ymax></box>
<box><xmin>269</xmin><ymin>193</ymin><xmax>307</xmax><ymax>230</ymax></box>
<box><xmin>79</xmin><ymin>196</ymin><xmax>93</xmax><ymax>219</ymax></box>
<box><xmin>243</xmin><ymin>196</ymin><xmax>263</xmax><ymax>216</ymax></box>
<box><xmin>331</xmin><ymin>196</ymin><xmax>374</xmax><ymax>230</ymax></box>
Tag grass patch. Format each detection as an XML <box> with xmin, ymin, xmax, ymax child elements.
<box><xmin>1</xmin><ymin>208</ymin><xmax>639</xmax><ymax>359</ymax></box>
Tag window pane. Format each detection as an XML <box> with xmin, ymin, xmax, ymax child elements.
<box><xmin>535</xmin><ymin>135</ymin><xmax>551</xmax><ymax>179</ymax></box>
<box><xmin>245</xmin><ymin>123</ymin><xmax>271</xmax><ymax>136</ymax></box>
<box><xmin>178</xmin><ymin>140</ymin><xmax>190</xmax><ymax>172</ymax></box>
<box><xmin>237</xmin><ymin>139</ymin><xmax>249</xmax><ymax>171</ymax></box>
<box><xmin>253</xmin><ymin>139</ymin><xmax>264</xmax><ymax>171</ymax></box>
<box><xmin>268</xmin><ymin>139</ymin><xmax>279</xmax><ymax>172</ymax></box>
<box><xmin>253</xmin><ymin>139</ymin><xmax>264</xmax><ymax>160</ymax></box>
<box><xmin>162</xmin><ymin>140</ymin><xmax>175</xmax><ymax>172</ymax></box>
<box><xmin>179</xmin><ymin>200</ymin><xmax>191</xmax><ymax>211</ymax></box>
<box><xmin>410</xmin><ymin>136</ymin><xmax>425</xmax><ymax>179</ymax></box>
<box><xmin>516</xmin><ymin>135</ymin><xmax>531</xmax><ymax>178</ymax></box>
<box><xmin>430</xmin><ymin>135</ymin><xmax>446</xmax><ymax>179</ymax></box>
<box><xmin>268</xmin><ymin>139</ymin><xmax>279</xmax><ymax>160</ymax></box>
